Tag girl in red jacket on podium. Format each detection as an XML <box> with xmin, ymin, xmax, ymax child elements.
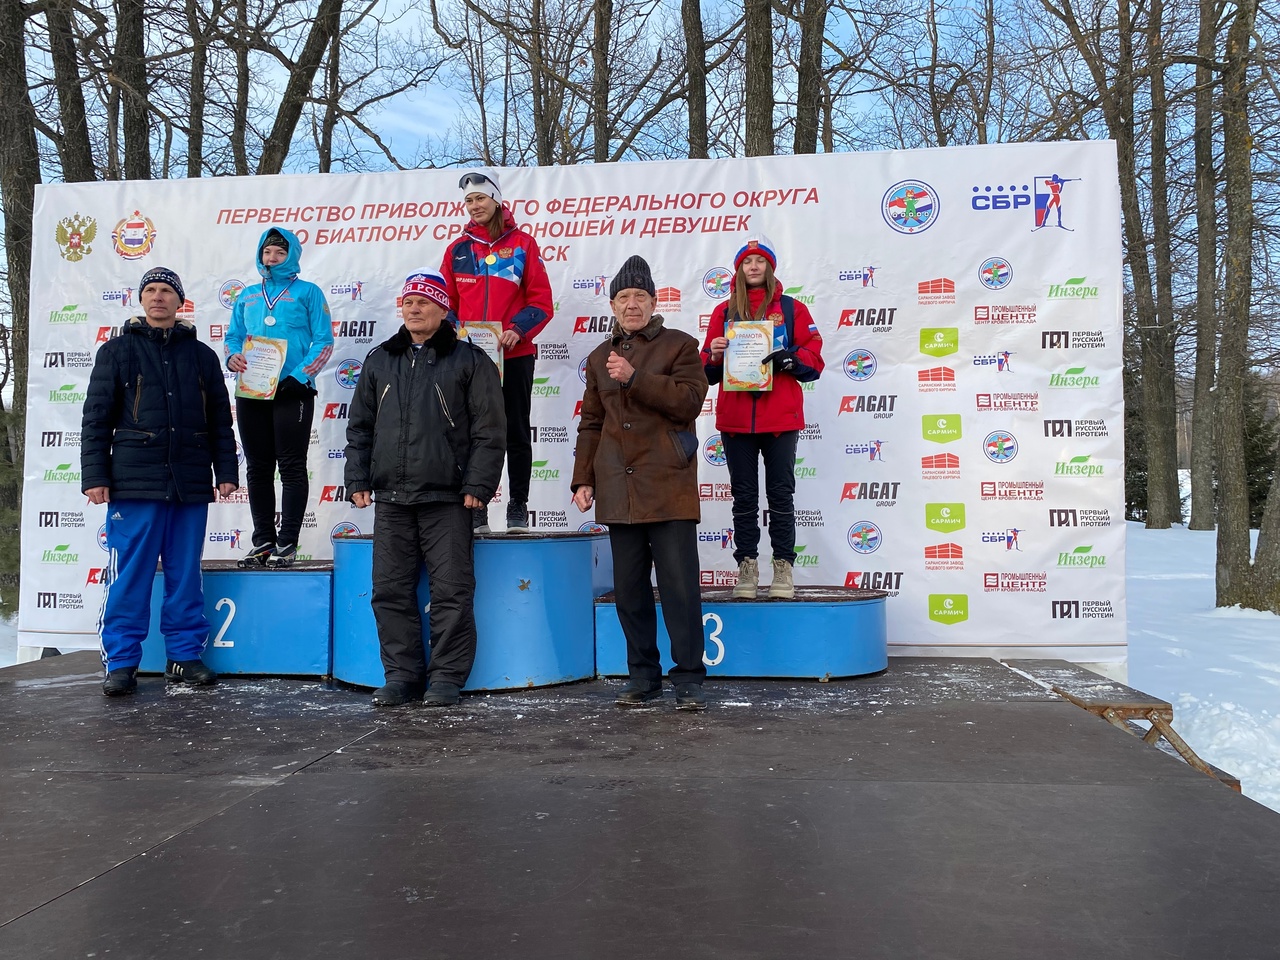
<box><xmin>699</xmin><ymin>234</ymin><xmax>824</xmax><ymax>600</ymax></box>
<box><xmin>441</xmin><ymin>170</ymin><xmax>554</xmax><ymax>533</ymax></box>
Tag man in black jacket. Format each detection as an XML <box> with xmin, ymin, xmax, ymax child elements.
<box><xmin>344</xmin><ymin>272</ymin><xmax>505</xmax><ymax>707</ymax></box>
<box><xmin>81</xmin><ymin>267</ymin><xmax>239</xmax><ymax>697</ymax></box>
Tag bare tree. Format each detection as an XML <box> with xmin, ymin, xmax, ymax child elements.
<box><xmin>744</xmin><ymin>0</ymin><xmax>773</xmax><ymax>154</ymax></box>
<box><xmin>0</xmin><ymin>0</ymin><xmax>40</xmax><ymax>465</ymax></box>
<box><xmin>683</xmin><ymin>0</ymin><xmax>709</xmax><ymax>157</ymax></box>
<box><xmin>1188</xmin><ymin>0</ymin><xmax>1222</xmax><ymax>529</ymax></box>
<box><xmin>258</xmin><ymin>0</ymin><xmax>344</xmax><ymax>174</ymax></box>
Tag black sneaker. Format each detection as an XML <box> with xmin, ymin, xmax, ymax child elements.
<box><xmin>372</xmin><ymin>681</ymin><xmax>425</xmax><ymax>707</ymax></box>
<box><xmin>422</xmin><ymin>681</ymin><xmax>461</xmax><ymax>707</ymax></box>
<box><xmin>472</xmin><ymin>506</ymin><xmax>491</xmax><ymax>535</ymax></box>
<box><xmin>165</xmin><ymin>659</ymin><xmax>218</xmax><ymax>686</ymax></box>
<box><xmin>615</xmin><ymin>681</ymin><xmax>663</xmax><ymax>707</ymax></box>
<box><xmin>237</xmin><ymin>543</ymin><xmax>274</xmax><ymax>568</ymax></box>
<box><xmin>674</xmin><ymin>682</ymin><xmax>707</xmax><ymax>711</ymax></box>
<box><xmin>266</xmin><ymin>543</ymin><xmax>297</xmax><ymax>568</ymax></box>
<box><xmin>102</xmin><ymin>667</ymin><xmax>138</xmax><ymax>697</ymax></box>
<box><xmin>506</xmin><ymin>500</ymin><xmax>529</xmax><ymax>532</ymax></box>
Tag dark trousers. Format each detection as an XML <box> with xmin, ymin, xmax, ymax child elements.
<box><xmin>372</xmin><ymin>500</ymin><xmax>477</xmax><ymax>687</ymax></box>
<box><xmin>237</xmin><ymin>380</ymin><xmax>314</xmax><ymax>549</ymax></box>
<box><xmin>503</xmin><ymin>354</ymin><xmax>535</xmax><ymax>504</ymax></box>
<box><xmin>723</xmin><ymin>430</ymin><xmax>799</xmax><ymax>565</ymax></box>
<box><xmin>608</xmin><ymin>520</ymin><xmax>707</xmax><ymax>687</ymax></box>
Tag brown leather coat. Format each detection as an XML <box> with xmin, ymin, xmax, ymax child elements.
<box><xmin>572</xmin><ymin>316</ymin><xmax>708</xmax><ymax>524</ymax></box>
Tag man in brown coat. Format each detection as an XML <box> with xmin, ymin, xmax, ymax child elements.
<box><xmin>572</xmin><ymin>255</ymin><xmax>710</xmax><ymax>710</ymax></box>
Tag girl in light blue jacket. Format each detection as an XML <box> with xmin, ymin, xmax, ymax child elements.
<box><xmin>225</xmin><ymin>226</ymin><xmax>333</xmax><ymax>567</ymax></box>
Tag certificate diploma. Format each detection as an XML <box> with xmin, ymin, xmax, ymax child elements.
<box><xmin>234</xmin><ymin>334</ymin><xmax>288</xmax><ymax>400</ymax></box>
<box><xmin>459</xmin><ymin>321</ymin><xmax>504</xmax><ymax>384</ymax></box>
<box><xmin>723</xmin><ymin>320</ymin><xmax>774</xmax><ymax>392</ymax></box>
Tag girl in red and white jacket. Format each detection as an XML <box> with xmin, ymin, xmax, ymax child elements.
<box><xmin>440</xmin><ymin>170</ymin><xmax>554</xmax><ymax>533</ymax></box>
<box><xmin>700</xmin><ymin>233</ymin><xmax>824</xmax><ymax>600</ymax></box>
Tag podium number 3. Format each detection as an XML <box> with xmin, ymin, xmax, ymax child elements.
<box><xmin>702</xmin><ymin>612</ymin><xmax>725</xmax><ymax>666</ymax></box>
<box><xmin>212</xmin><ymin>598</ymin><xmax>237</xmax><ymax>648</ymax></box>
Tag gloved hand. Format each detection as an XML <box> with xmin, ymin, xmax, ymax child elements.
<box><xmin>761</xmin><ymin>350</ymin><xmax>800</xmax><ymax>374</ymax></box>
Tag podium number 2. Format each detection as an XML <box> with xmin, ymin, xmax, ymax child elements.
<box><xmin>212</xmin><ymin>598</ymin><xmax>237</xmax><ymax>647</ymax></box>
<box><xmin>702</xmin><ymin>613</ymin><xmax>725</xmax><ymax>666</ymax></box>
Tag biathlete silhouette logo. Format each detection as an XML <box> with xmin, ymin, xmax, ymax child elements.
<box><xmin>1034</xmin><ymin>174</ymin><xmax>1081</xmax><ymax>231</ymax></box>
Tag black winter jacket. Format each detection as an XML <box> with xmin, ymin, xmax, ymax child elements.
<box><xmin>344</xmin><ymin>322</ymin><xmax>505</xmax><ymax>505</ymax></box>
<box><xmin>81</xmin><ymin>318</ymin><xmax>238</xmax><ymax>502</ymax></box>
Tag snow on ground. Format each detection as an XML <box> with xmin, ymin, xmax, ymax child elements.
<box><xmin>0</xmin><ymin>613</ymin><xmax>15</xmax><ymax>670</ymax></box>
<box><xmin>1126</xmin><ymin>521</ymin><xmax>1280</xmax><ymax>813</ymax></box>
<box><xmin>1</xmin><ymin>524</ymin><xmax>1276</xmax><ymax>810</ymax></box>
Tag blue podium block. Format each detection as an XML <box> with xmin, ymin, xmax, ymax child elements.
<box><xmin>595</xmin><ymin>587</ymin><xmax>889</xmax><ymax>679</ymax></box>
<box><xmin>140</xmin><ymin>562</ymin><xmax>333</xmax><ymax>676</ymax></box>
<box><xmin>331</xmin><ymin>531</ymin><xmax>610</xmax><ymax>691</ymax></box>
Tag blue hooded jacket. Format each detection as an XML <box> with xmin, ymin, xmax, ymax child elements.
<box><xmin>225</xmin><ymin>227</ymin><xmax>333</xmax><ymax>389</ymax></box>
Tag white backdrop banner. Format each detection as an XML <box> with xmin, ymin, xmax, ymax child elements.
<box><xmin>21</xmin><ymin>142</ymin><xmax>1126</xmax><ymax>661</ymax></box>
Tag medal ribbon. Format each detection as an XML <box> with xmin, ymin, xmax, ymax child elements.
<box><xmin>261</xmin><ymin>278</ymin><xmax>295</xmax><ymax>316</ymax></box>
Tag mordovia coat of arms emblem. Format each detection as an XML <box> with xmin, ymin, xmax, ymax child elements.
<box><xmin>56</xmin><ymin>214</ymin><xmax>97</xmax><ymax>262</ymax></box>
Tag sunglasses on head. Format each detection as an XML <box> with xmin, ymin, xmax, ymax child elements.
<box><xmin>459</xmin><ymin>173</ymin><xmax>492</xmax><ymax>189</ymax></box>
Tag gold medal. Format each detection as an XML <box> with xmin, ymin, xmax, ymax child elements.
<box><xmin>485</xmin><ymin>254</ymin><xmax>497</xmax><ymax>266</ymax></box>
<box><xmin>725</xmin><ymin>328</ymin><xmax>737</xmax><ymax>340</ymax></box>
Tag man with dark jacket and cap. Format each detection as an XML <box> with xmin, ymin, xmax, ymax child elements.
<box><xmin>81</xmin><ymin>267</ymin><xmax>239</xmax><ymax>697</ymax></box>
<box><xmin>344</xmin><ymin>272</ymin><xmax>506</xmax><ymax>708</ymax></box>
<box><xmin>571</xmin><ymin>256</ymin><xmax>710</xmax><ymax>710</ymax></box>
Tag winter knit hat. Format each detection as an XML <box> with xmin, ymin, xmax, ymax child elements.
<box><xmin>401</xmin><ymin>272</ymin><xmax>451</xmax><ymax>311</ymax></box>
<box><xmin>609</xmin><ymin>255</ymin><xmax>656</xmax><ymax>299</ymax></box>
<box><xmin>139</xmin><ymin>266</ymin><xmax>184</xmax><ymax>303</ymax></box>
<box><xmin>459</xmin><ymin>170</ymin><xmax>502</xmax><ymax>204</ymax></box>
<box><xmin>734</xmin><ymin>233</ymin><xmax>777</xmax><ymax>271</ymax></box>
<box><xmin>262</xmin><ymin>229</ymin><xmax>290</xmax><ymax>253</ymax></box>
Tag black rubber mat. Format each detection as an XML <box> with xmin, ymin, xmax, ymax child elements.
<box><xmin>2</xmin><ymin>652</ymin><xmax>1276</xmax><ymax>958</ymax></box>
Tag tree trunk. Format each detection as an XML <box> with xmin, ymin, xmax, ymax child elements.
<box><xmin>1188</xmin><ymin>0</ymin><xmax>1218</xmax><ymax>530</ymax></box>
<box><xmin>233</xmin><ymin>0</ymin><xmax>249</xmax><ymax>175</ymax></box>
<box><xmin>0</xmin><ymin>0</ymin><xmax>41</xmax><ymax>468</ymax></box>
<box><xmin>1215</xmin><ymin>0</ymin><xmax>1260</xmax><ymax>607</ymax></box>
<box><xmin>186</xmin><ymin>0</ymin><xmax>206</xmax><ymax>178</ymax></box>
<box><xmin>528</xmin><ymin>0</ymin><xmax>553</xmax><ymax>166</ymax></box>
<box><xmin>1251</xmin><ymin>426</ymin><xmax>1280</xmax><ymax>610</ymax></box>
<box><xmin>318</xmin><ymin>27</ymin><xmax>340</xmax><ymax>173</ymax></box>
<box><xmin>683</xmin><ymin>0</ymin><xmax>708</xmax><ymax>158</ymax></box>
<box><xmin>116</xmin><ymin>0</ymin><xmax>150</xmax><ymax>179</ymax></box>
<box><xmin>592</xmin><ymin>0</ymin><xmax>612</xmax><ymax>163</ymax></box>
<box><xmin>743</xmin><ymin>0</ymin><xmax>774</xmax><ymax>155</ymax></box>
<box><xmin>257</xmin><ymin>0</ymin><xmax>343</xmax><ymax>175</ymax></box>
<box><xmin>924</xmin><ymin>0</ymin><xmax>947</xmax><ymax>146</ymax></box>
<box><xmin>46</xmin><ymin>0</ymin><xmax>97</xmax><ymax>181</ymax></box>
<box><xmin>1142</xmin><ymin>0</ymin><xmax>1181</xmax><ymax>527</ymax></box>
<box><xmin>793</xmin><ymin>0</ymin><xmax>825</xmax><ymax>154</ymax></box>
<box><xmin>973</xmin><ymin>0</ymin><xmax>994</xmax><ymax>144</ymax></box>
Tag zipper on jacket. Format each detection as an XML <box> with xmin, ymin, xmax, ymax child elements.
<box><xmin>132</xmin><ymin>375</ymin><xmax>143</xmax><ymax>421</ymax></box>
<box><xmin>376</xmin><ymin>383</ymin><xmax>390</xmax><ymax>418</ymax></box>
<box><xmin>435</xmin><ymin>383</ymin><xmax>456</xmax><ymax>428</ymax></box>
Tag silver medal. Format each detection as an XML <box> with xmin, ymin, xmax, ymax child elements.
<box><xmin>264</xmin><ymin>315</ymin><xmax>276</xmax><ymax>326</ymax></box>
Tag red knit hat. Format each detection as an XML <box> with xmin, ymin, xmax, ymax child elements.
<box><xmin>401</xmin><ymin>272</ymin><xmax>450</xmax><ymax>310</ymax></box>
<box><xmin>734</xmin><ymin>233</ymin><xmax>777</xmax><ymax>271</ymax></box>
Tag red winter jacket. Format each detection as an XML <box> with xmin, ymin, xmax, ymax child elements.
<box><xmin>439</xmin><ymin>208</ymin><xmax>554</xmax><ymax>360</ymax></box>
<box><xmin>699</xmin><ymin>283</ymin><xmax>824</xmax><ymax>434</ymax></box>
